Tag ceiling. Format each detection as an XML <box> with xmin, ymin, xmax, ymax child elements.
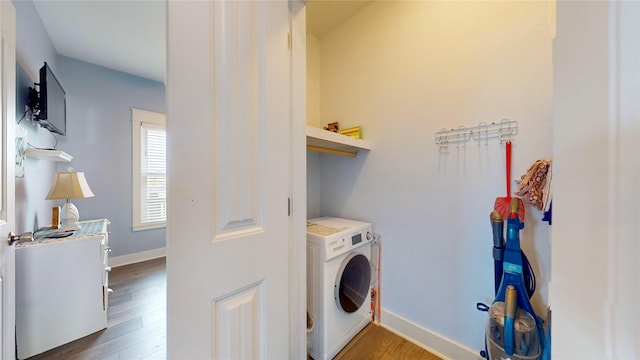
<box><xmin>32</xmin><ymin>0</ymin><xmax>372</xmax><ymax>84</ymax></box>
<box><xmin>306</xmin><ymin>1</ymin><xmax>372</xmax><ymax>38</ymax></box>
<box><xmin>33</xmin><ymin>0</ymin><xmax>166</xmax><ymax>83</ymax></box>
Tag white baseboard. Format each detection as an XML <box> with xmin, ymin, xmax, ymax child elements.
<box><xmin>381</xmin><ymin>308</ymin><xmax>482</xmax><ymax>360</ymax></box>
<box><xmin>110</xmin><ymin>247</ymin><xmax>166</xmax><ymax>267</ymax></box>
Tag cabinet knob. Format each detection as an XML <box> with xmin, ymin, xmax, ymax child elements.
<box><xmin>104</xmin><ymin>246</ymin><xmax>112</xmax><ymax>252</ymax></box>
<box><xmin>107</xmin><ymin>288</ymin><xmax>113</xmax><ymax>294</ymax></box>
<box><xmin>105</xmin><ymin>265</ymin><xmax>112</xmax><ymax>272</ymax></box>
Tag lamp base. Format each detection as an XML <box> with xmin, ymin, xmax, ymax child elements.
<box><xmin>60</xmin><ymin>201</ymin><xmax>80</xmax><ymax>231</ymax></box>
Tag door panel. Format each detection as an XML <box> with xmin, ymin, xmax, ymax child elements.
<box><xmin>212</xmin><ymin>281</ymin><xmax>265</xmax><ymax>358</ymax></box>
<box><xmin>212</xmin><ymin>1</ymin><xmax>264</xmax><ymax>240</ymax></box>
<box><xmin>166</xmin><ymin>1</ymin><xmax>292</xmax><ymax>358</ymax></box>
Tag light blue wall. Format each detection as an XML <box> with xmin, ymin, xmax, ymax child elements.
<box><xmin>311</xmin><ymin>1</ymin><xmax>552</xmax><ymax>352</ymax></box>
<box><xmin>13</xmin><ymin>0</ymin><xmax>166</xmax><ymax>258</ymax></box>
<box><xmin>57</xmin><ymin>56</ymin><xmax>166</xmax><ymax>257</ymax></box>
<box><xmin>306</xmin><ymin>152</ymin><xmax>322</xmax><ymax>219</ymax></box>
<box><xmin>14</xmin><ymin>0</ymin><xmax>61</xmax><ymax>233</ymax></box>
<box><xmin>14</xmin><ymin>0</ymin><xmax>58</xmax><ymax>77</ymax></box>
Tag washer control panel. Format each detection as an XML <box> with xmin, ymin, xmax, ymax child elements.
<box><xmin>307</xmin><ymin>217</ymin><xmax>373</xmax><ymax>261</ymax></box>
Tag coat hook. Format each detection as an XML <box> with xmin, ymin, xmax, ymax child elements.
<box><xmin>457</xmin><ymin>125</ymin><xmax>466</xmax><ymax>148</ymax></box>
<box><xmin>478</xmin><ymin>122</ymin><xmax>488</xmax><ymax>146</ymax></box>
<box><xmin>499</xmin><ymin>118</ymin><xmax>514</xmax><ymax>143</ymax></box>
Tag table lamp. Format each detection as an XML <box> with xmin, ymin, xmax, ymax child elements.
<box><xmin>46</xmin><ymin>167</ymin><xmax>95</xmax><ymax>231</ymax></box>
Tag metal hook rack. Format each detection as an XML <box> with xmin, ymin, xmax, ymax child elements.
<box><xmin>435</xmin><ymin>118</ymin><xmax>518</xmax><ymax>149</ymax></box>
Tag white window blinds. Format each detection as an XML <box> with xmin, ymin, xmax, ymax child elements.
<box><xmin>141</xmin><ymin>124</ymin><xmax>166</xmax><ymax>223</ymax></box>
<box><xmin>132</xmin><ymin>108</ymin><xmax>166</xmax><ymax>231</ymax></box>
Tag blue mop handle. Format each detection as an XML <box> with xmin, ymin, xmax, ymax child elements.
<box><xmin>504</xmin><ymin>199</ymin><xmax>525</xmax><ymax>274</ymax></box>
<box><xmin>504</xmin><ymin>285</ymin><xmax>517</xmax><ymax>356</ymax></box>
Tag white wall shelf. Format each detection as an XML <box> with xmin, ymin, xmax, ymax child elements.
<box><xmin>25</xmin><ymin>149</ymin><xmax>73</xmax><ymax>162</ymax></box>
<box><xmin>306</xmin><ymin>125</ymin><xmax>371</xmax><ymax>157</ymax></box>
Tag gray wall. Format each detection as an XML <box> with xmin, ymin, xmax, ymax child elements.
<box><xmin>14</xmin><ymin>0</ymin><xmax>166</xmax><ymax>258</ymax></box>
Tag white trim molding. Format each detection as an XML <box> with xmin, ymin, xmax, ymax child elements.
<box><xmin>290</xmin><ymin>0</ymin><xmax>307</xmax><ymax>358</ymax></box>
<box><xmin>381</xmin><ymin>308</ymin><xmax>482</xmax><ymax>360</ymax></box>
<box><xmin>551</xmin><ymin>1</ymin><xmax>640</xmax><ymax>358</ymax></box>
<box><xmin>110</xmin><ymin>247</ymin><xmax>166</xmax><ymax>268</ymax></box>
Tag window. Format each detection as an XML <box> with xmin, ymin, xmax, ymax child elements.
<box><xmin>132</xmin><ymin>108</ymin><xmax>166</xmax><ymax>231</ymax></box>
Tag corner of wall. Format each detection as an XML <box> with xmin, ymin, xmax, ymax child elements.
<box><xmin>306</xmin><ymin>33</ymin><xmax>321</xmax><ymax>128</ymax></box>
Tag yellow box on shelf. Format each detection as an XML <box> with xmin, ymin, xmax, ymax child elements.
<box><xmin>338</xmin><ymin>126</ymin><xmax>361</xmax><ymax>134</ymax></box>
<box><xmin>338</xmin><ymin>126</ymin><xmax>362</xmax><ymax>139</ymax></box>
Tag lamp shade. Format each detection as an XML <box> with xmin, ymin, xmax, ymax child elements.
<box><xmin>46</xmin><ymin>171</ymin><xmax>95</xmax><ymax>200</ymax></box>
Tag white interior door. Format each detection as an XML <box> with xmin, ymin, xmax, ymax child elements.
<box><xmin>166</xmin><ymin>1</ymin><xmax>297</xmax><ymax>358</ymax></box>
<box><xmin>0</xmin><ymin>2</ymin><xmax>16</xmax><ymax>359</ymax></box>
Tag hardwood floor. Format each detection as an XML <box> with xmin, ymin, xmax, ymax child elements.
<box><xmin>27</xmin><ymin>257</ymin><xmax>440</xmax><ymax>360</ymax></box>
<box><xmin>332</xmin><ymin>324</ymin><xmax>441</xmax><ymax>360</ymax></box>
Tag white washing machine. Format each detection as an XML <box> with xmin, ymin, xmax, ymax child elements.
<box><xmin>307</xmin><ymin>217</ymin><xmax>373</xmax><ymax>360</ymax></box>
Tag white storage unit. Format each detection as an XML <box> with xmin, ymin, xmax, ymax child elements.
<box><xmin>16</xmin><ymin>219</ymin><xmax>111</xmax><ymax>359</ymax></box>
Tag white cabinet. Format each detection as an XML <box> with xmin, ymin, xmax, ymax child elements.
<box><xmin>15</xmin><ymin>219</ymin><xmax>110</xmax><ymax>359</ymax></box>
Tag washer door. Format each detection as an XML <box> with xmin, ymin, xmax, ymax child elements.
<box><xmin>334</xmin><ymin>253</ymin><xmax>371</xmax><ymax>313</ymax></box>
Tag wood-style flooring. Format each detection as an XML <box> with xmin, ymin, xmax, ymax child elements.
<box><xmin>332</xmin><ymin>324</ymin><xmax>442</xmax><ymax>360</ymax></box>
<box><xmin>27</xmin><ymin>257</ymin><xmax>441</xmax><ymax>360</ymax></box>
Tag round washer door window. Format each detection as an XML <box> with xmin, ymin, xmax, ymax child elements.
<box><xmin>334</xmin><ymin>253</ymin><xmax>371</xmax><ymax>313</ymax></box>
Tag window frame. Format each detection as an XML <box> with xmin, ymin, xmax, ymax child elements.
<box><xmin>132</xmin><ymin>108</ymin><xmax>166</xmax><ymax>231</ymax></box>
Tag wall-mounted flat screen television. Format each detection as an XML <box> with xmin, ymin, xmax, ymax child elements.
<box><xmin>28</xmin><ymin>62</ymin><xmax>66</xmax><ymax>135</ymax></box>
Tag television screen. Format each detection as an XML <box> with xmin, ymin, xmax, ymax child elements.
<box><xmin>30</xmin><ymin>62</ymin><xmax>66</xmax><ymax>135</ymax></box>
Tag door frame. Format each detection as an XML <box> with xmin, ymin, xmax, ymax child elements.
<box><xmin>0</xmin><ymin>1</ymin><xmax>16</xmax><ymax>359</ymax></box>
<box><xmin>289</xmin><ymin>0</ymin><xmax>307</xmax><ymax>357</ymax></box>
